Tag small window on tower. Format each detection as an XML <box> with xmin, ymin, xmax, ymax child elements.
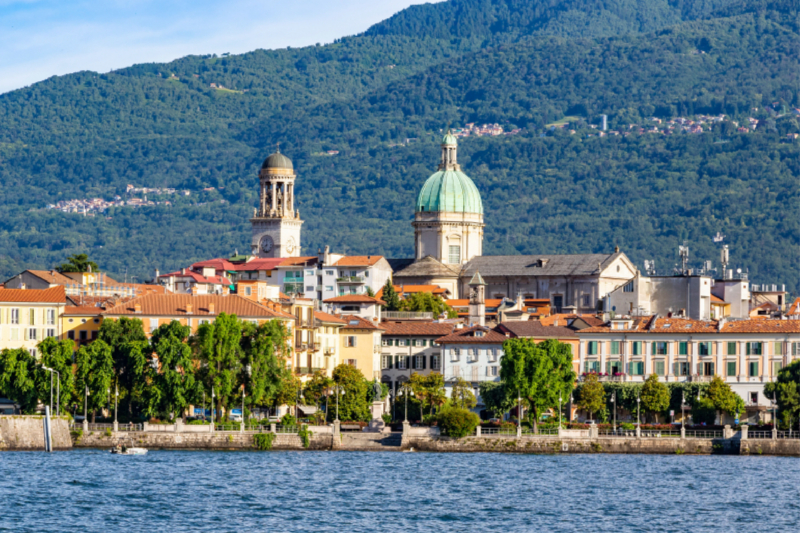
<box><xmin>448</xmin><ymin>245</ymin><xmax>461</xmax><ymax>264</ymax></box>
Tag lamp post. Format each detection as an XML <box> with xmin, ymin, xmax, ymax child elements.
<box><xmin>403</xmin><ymin>385</ymin><xmax>414</xmax><ymax>423</ymax></box>
<box><xmin>114</xmin><ymin>384</ymin><xmax>118</xmax><ymax>426</ymax></box>
<box><xmin>569</xmin><ymin>395</ymin><xmax>574</xmax><ymax>423</ymax></box>
<box><xmin>559</xmin><ymin>392</ymin><xmax>563</xmax><ymax>429</ymax></box>
<box><xmin>611</xmin><ymin>391</ymin><xmax>616</xmax><ymax>432</ymax></box>
<box><xmin>84</xmin><ymin>386</ymin><xmax>89</xmax><ymax>422</ymax></box>
<box><xmin>681</xmin><ymin>394</ymin><xmax>686</xmax><ymax>430</ymax></box>
<box><xmin>335</xmin><ymin>384</ymin><xmax>345</xmax><ymax>422</ymax></box>
<box><xmin>242</xmin><ymin>386</ymin><xmax>246</xmax><ymax>433</ymax></box>
<box><xmin>43</xmin><ymin>366</ymin><xmax>53</xmax><ymax>414</ymax></box>
<box><xmin>202</xmin><ymin>391</ymin><xmax>206</xmax><ymax>422</ymax></box>
<box><xmin>636</xmin><ymin>392</ymin><xmax>641</xmax><ymax>429</ymax></box>
<box><xmin>211</xmin><ymin>386</ymin><xmax>215</xmax><ymax>425</ymax></box>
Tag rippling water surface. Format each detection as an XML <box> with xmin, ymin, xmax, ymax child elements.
<box><xmin>2</xmin><ymin>450</ymin><xmax>799</xmax><ymax>532</ymax></box>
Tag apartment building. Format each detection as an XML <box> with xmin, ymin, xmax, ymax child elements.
<box><xmin>0</xmin><ymin>286</ymin><xmax>66</xmax><ymax>357</ymax></box>
<box><xmin>339</xmin><ymin>315</ymin><xmax>384</xmax><ymax>381</ymax></box>
<box><xmin>379</xmin><ymin>321</ymin><xmax>455</xmax><ymax>393</ymax></box>
<box><xmin>436</xmin><ymin>324</ymin><xmax>508</xmax><ymax>399</ymax></box>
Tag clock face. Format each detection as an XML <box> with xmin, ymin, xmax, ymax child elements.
<box><xmin>259</xmin><ymin>235</ymin><xmax>274</xmax><ymax>253</ymax></box>
<box><xmin>285</xmin><ymin>237</ymin><xmax>296</xmax><ymax>254</ymax></box>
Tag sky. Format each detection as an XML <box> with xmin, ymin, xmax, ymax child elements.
<box><xmin>0</xmin><ymin>0</ymin><xmax>437</xmax><ymax>94</ymax></box>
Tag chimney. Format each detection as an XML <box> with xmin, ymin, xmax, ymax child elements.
<box><xmin>181</xmin><ymin>268</ymin><xmax>187</xmax><ymax>275</ymax></box>
<box><xmin>20</xmin><ymin>283</ymin><xmax>26</xmax><ymax>290</ymax></box>
<box><xmin>186</xmin><ymin>304</ymin><xmax>193</xmax><ymax>314</ymax></box>
<box><xmin>134</xmin><ymin>303</ymin><xmax>142</xmax><ymax>314</ymax></box>
<box><xmin>191</xmin><ymin>285</ymin><xmax>199</xmax><ymax>295</ymax></box>
<box><xmin>155</xmin><ymin>268</ymin><xmax>160</xmax><ymax>279</ymax></box>
<box><xmin>209</xmin><ymin>302</ymin><xmax>215</xmax><ymax>314</ymax></box>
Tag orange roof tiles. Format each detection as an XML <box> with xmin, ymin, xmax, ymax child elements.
<box><xmin>323</xmin><ymin>294</ymin><xmax>387</xmax><ymax>305</ymax></box>
<box><xmin>0</xmin><ymin>286</ymin><xmax>66</xmax><ymax>304</ymax></box>
<box><xmin>721</xmin><ymin>320</ymin><xmax>800</xmax><ymax>334</ymax></box>
<box><xmin>314</xmin><ymin>311</ymin><xmax>347</xmax><ymax>324</ymax></box>
<box><xmin>787</xmin><ymin>298</ymin><xmax>800</xmax><ymax>316</ymax></box>
<box><xmin>280</xmin><ymin>257</ymin><xmax>318</xmax><ymax>267</ymax></box>
<box><xmin>102</xmin><ymin>293</ymin><xmax>292</xmax><ymax>319</ymax></box>
<box><xmin>579</xmin><ymin>317</ymin><xmax>800</xmax><ymax>335</ymax></box>
<box><xmin>25</xmin><ymin>270</ymin><xmax>74</xmax><ymax>285</ymax></box>
<box><xmin>381</xmin><ymin>321</ymin><xmax>456</xmax><ymax>336</ymax></box>
<box><xmin>435</xmin><ymin>325</ymin><xmax>508</xmax><ymax>344</ymax></box>
<box><xmin>710</xmin><ymin>294</ymin><xmax>727</xmax><ymax>304</ymax></box>
<box><xmin>64</xmin><ymin>306</ymin><xmax>104</xmax><ymax>316</ymax></box>
<box><xmin>159</xmin><ymin>270</ymin><xmax>232</xmax><ymax>285</ymax></box>
<box><xmin>340</xmin><ymin>315</ymin><xmax>385</xmax><ymax>331</ymax></box>
<box><xmin>333</xmin><ymin>256</ymin><xmax>384</xmax><ymax>267</ymax></box>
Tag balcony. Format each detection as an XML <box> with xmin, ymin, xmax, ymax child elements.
<box><xmin>294</xmin><ymin>367</ymin><xmax>324</xmax><ymax>375</ymax></box>
<box><xmin>689</xmin><ymin>375</ymin><xmax>713</xmax><ymax>382</ymax></box>
<box><xmin>283</xmin><ymin>283</ymin><xmax>304</xmax><ymax>295</ymax></box>
<box><xmin>295</xmin><ymin>343</ymin><xmax>308</xmax><ymax>351</ymax></box>
<box><xmin>383</xmin><ymin>311</ymin><xmax>434</xmax><ymax>320</ymax></box>
<box><xmin>324</xmin><ymin>348</ymin><xmax>335</xmax><ymax>356</ymax></box>
<box><xmin>308</xmin><ymin>342</ymin><xmax>321</xmax><ymax>351</ymax></box>
<box><xmin>297</xmin><ymin>320</ymin><xmax>315</xmax><ymax>329</ymax></box>
<box><xmin>336</xmin><ymin>276</ymin><xmax>365</xmax><ymax>284</ymax></box>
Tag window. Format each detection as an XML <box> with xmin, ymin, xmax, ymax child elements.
<box><xmin>629</xmin><ymin>361</ymin><xmax>644</xmax><ymax>376</ymax></box>
<box><xmin>773</xmin><ymin>361</ymin><xmax>783</xmax><ymax>376</ymax></box>
<box><xmin>653</xmin><ymin>342</ymin><xmax>667</xmax><ymax>355</ymax></box>
<box><xmin>306</xmin><ymin>270</ymin><xmax>315</xmax><ymax>277</ymax></box>
<box><xmin>655</xmin><ymin>361</ymin><xmax>665</xmax><ymax>376</ymax></box>
<box><xmin>632</xmin><ymin>342</ymin><xmax>642</xmax><ymax>356</ymax></box>
<box><xmin>749</xmin><ymin>392</ymin><xmax>758</xmax><ymax>404</ymax></box>
<box><xmin>584</xmin><ymin>361</ymin><xmax>600</xmax><ymax>373</ymax></box>
<box><xmin>346</xmin><ymin>359</ymin><xmax>357</xmax><ymax>368</ymax></box>
<box><xmin>422</xmin><ymin>339</ymin><xmax>428</xmax><ymax>347</ymax></box>
<box><xmin>325</xmin><ymin>270</ymin><xmax>334</xmax><ymax>276</ymax></box>
<box><xmin>586</xmin><ymin>341</ymin><xmax>598</xmax><ymax>356</ymax></box>
<box><xmin>396</xmin><ymin>356</ymin><xmax>407</xmax><ymax>370</ymax></box>
<box><xmin>29</xmin><ymin>308</ymin><xmax>35</xmax><ymax>325</ymax></box>
<box><xmin>345</xmin><ymin>336</ymin><xmax>357</xmax><ymax>348</ymax></box>
<box><xmin>150</xmin><ymin>319</ymin><xmax>158</xmax><ymax>333</ymax></box>
<box><xmin>774</xmin><ymin>342</ymin><xmax>783</xmax><ymax>356</ymax></box>
<box><xmin>364</xmin><ymin>271</ymin><xmax>369</xmax><ymax>278</ymax></box>
<box><xmin>305</xmin><ymin>286</ymin><xmax>314</xmax><ymax>292</ymax></box>
<box><xmin>610</xmin><ymin>341</ymin><xmax>620</xmax><ymax>355</ymax></box>
<box><xmin>10</xmin><ymin>308</ymin><xmax>19</xmax><ymax>325</ymax></box>
<box><xmin>68</xmin><ymin>331</ymin><xmax>75</xmax><ymax>340</ymax></box>
<box><xmin>28</xmin><ymin>328</ymin><xmax>37</xmax><ymax>341</ymax></box>
<box><xmin>451</xmin><ymin>348</ymin><xmax>460</xmax><ymax>362</ymax></box>
<box><xmin>46</xmin><ymin>309</ymin><xmax>55</xmax><ymax>325</ymax></box>
<box><xmin>727</xmin><ymin>342</ymin><xmax>737</xmax><ymax>356</ymax></box>
<box><xmin>794</xmin><ymin>343</ymin><xmax>800</xmax><ymax>356</ymax></box>
<box><xmin>46</xmin><ymin>328</ymin><xmax>56</xmax><ymax>338</ymax></box>
<box><xmin>699</xmin><ymin>362</ymin><xmax>714</xmax><ymax>376</ymax></box>
<box><xmin>430</xmin><ymin>355</ymin><xmax>440</xmax><ymax>370</ymax></box>
<box><xmin>244</xmin><ymin>287</ymin><xmax>252</xmax><ymax>296</ymax></box>
<box><xmin>382</xmin><ymin>339</ymin><xmax>390</xmax><ymax>347</ymax></box>
<box><xmin>29</xmin><ymin>348</ymin><xmax>36</xmax><ymax>359</ymax></box>
<box><xmin>382</xmin><ymin>355</ymin><xmax>393</xmax><ymax>370</ymax></box>
<box><xmin>727</xmin><ymin>361</ymin><xmax>737</xmax><ymax>377</ymax></box>
<box><xmin>582</xmin><ymin>295</ymin><xmax>591</xmax><ymax>307</ymax></box>
<box><xmin>748</xmin><ymin>361</ymin><xmax>759</xmax><ymax>377</ymax></box>
<box><xmin>678</xmin><ymin>342</ymin><xmax>688</xmax><ymax>356</ymax></box>
<box><xmin>487</xmin><ymin>348</ymin><xmax>497</xmax><ymax>362</ymax></box>
<box><xmin>746</xmin><ymin>342</ymin><xmax>762</xmax><ymax>356</ymax></box>
<box><xmin>79</xmin><ymin>330</ymin><xmax>88</xmax><ymax>341</ymax></box>
<box><xmin>91</xmin><ymin>331</ymin><xmax>98</xmax><ymax>340</ymax></box>
<box><xmin>448</xmin><ymin>245</ymin><xmax>461</xmax><ymax>264</ymax></box>
<box><xmin>413</xmin><ymin>355</ymin><xmax>425</xmax><ymax>370</ymax></box>
<box><xmin>674</xmin><ymin>362</ymin><xmax>690</xmax><ymax>376</ymax></box>
<box><xmin>623</xmin><ymin>281</ymin><xmax>634</xmax><ymax>293</ymax></box>
<box><xmin>325</xmin><ymin>286</ymin><xmax>333</xmax><ymax>292</ymax></box>
<box><xmin>487</xmin><ymin>366</ymin><xmax>499</xmax><ymax>377</ymax></box>
<box><xmin>698</xmin><ymin>342</ymin><xmax>711</xmax><ymax>356</ymax></box>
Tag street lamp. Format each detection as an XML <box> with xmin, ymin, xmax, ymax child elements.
<box><xmin>211</xmin><ymin>386</ymin><xmax>216</xmax><ymax>425</ymax></box>
<box><xmin>611</xmin><ymin>391</ymin><xmax>617</xmax><ymax>432</ymax></box>
<box><xmin>559</xmin><ymin>392</ymin><xmax>563</xmax><ymax>429</ymax></box>
<box><xmin>202</xmin><ymin>390</ymin><xmax>206</xmax><ymax>422</ymax></box>
<box><xmin>569</xmin><ymin>395</ymin><xmax>574</xmax><ymax>424</ymax></box>
<box><xmin>114</xmin><ymin>385</ymin><xmax>118</xmax><ymax>426</ymax></box>
<box><xmin>84</xmin><ymin>386</ymin><xmax>89</xmax><ymax>423</ymax></box>
<box><xmin>681</xmin><ymin>394</ymin><xmax>686</xmax><ymax>430</ymax></box>
<box><xmin>334</xmin><ymin>384</ymin><xmax>345</xmax><ymax>422</ymax></box>
<box><xmin>636</xmin><ymin>392</ymin><xmax>641</xmax><ymax>429</ymax></box>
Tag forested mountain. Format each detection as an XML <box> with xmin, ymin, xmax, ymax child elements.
<box><xmin>0</xmin><ymin>0</ymin><xmax>798</xmax><ymax>293</ymax></box>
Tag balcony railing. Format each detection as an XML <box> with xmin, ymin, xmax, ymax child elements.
<box><xmin>308</xmin><ymin>342</ymin><xmax>321</xmax><ymax>351</ymax></box>
<box><xmin>324</xmin><ymin>348</ymin><xmax>335</xmax><ymax>356</ymax></box>
<box><xmin>295</xmin><ymin>343</ymin><xmax>308</xmax><ymax>351</ymax></box>
<box><xmin>283</xmin><ymin>283</ymin><xmax>304</xmax><ymax>295</ymax></box>
<box><xmin>296</xmin><ymin>320</ymin><xmax>315</xmax><ymax>329</ymax></box>
<box><xmin>337</xmin><ymin>276</ymin><xmax>365</xmax><ymax>284</ymax></box>
<box><xmin>690</xmin><ymin>375</ymin><xmax>713</xmax><ymax>382</ymax></box>
<box><xmin>294</xmin><ymin>367</ymin><xmax>324</xmax><ymax>375</ymax></box>
<box><xmin>383</xmin><ymin>311</ymin><xmax>434</xmax><ymax>320</ymax></box>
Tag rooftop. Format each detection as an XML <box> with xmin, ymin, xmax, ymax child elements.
<box><xmin>323</xmin><ymin>294</ymin><xmax>387</xmax><ymax>305</ymax></box>
<box><xmin>0</xmin><ymin>286</ymin><xmax>66</xmax><ymax>304</ymax></box>
<box><xmin>497</xmin><ymin>321</ymin><xmax>578</xmax><ymax>339</ymax></box>
<box><xmin>435</xmin><ymin>325</ymin><xmax>508</xmax><ymax>344</ymax></box>
<box><xmin>461</xmin><ymin>252</ymin><xmax>627</xmax><ymax>278</ymax></box>
<box><xmin>340</xmin><ymin>315</ymin><xmax>385</xmax><ymax>331</ymax></box>
<box><xmin>333</xmin><ymin>256</ymin><xmax>385</xmax><ymax>267</ymax></box>
<box><xmin>102</xmin><ymin>293</ymin><xmax>292</xmax><ymax>319</ymax></box>
<box><xmin>393</xmin><ymin>256</ymin><xmax>460</xmax><ymax>279</ymax></box>
<box><xmin>381</xmin><ymin>321</ymin><xmax>456</xmax><ymax>336</ymax></box>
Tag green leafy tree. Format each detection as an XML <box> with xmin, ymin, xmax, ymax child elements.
<box><xmin>303</xmin><ymin>370</ymin><xmax>333</xmax><ymax>410</ymax></box>
<box><xmin>365</xmin><ymin>286</ymin><xmax>376</xmax><ymax>297</ymax></box>
<box><xmin>450</xmin><ymin>376</ymin><xmax>477</xmax><ymax>410</ymax></box>
<box><xmin>500</xmin><ymin>338</ymin><xmax>576</xmax><ymax>432</ymax></box>
<box><xmin>57</xmin><ymin>253</ymin><xmax>99</xmax><ymax>273</ymax></box>
<box><xmin>98</xmin><ymin>317</ymin><xmax>148</xmax><ymax>417</ymax></box>
<box><xmin>149</xmin><ymin>321</ymin><xmax>195</xmax><ymax>420</ymax></box>
<box><xmin>478</xmin><ymin>381</ymin><xmax>514</xmax><ymax>418</ymax></box>
<box><xmin>704</xmin><ymin>375</ymin><xmax>744</xmax><ymax>424</ymax></box>
<box><xmin>765</xmin><ymin>360</ymin><xmax>800</xmax><ymax>430</ymax></box>
<box><xmin>640</xmin><ymin>373</ymin><xmax>670</xmax><ymax>423</ymax></box>
<box><xmin>330</xmin><ymin>363</ymin><xmax>370</xmax><ymax>422</ymax></box>
<box><xmin>381</xmin><ymin>279</ymin><xmax>402</xmax><ymax>311</ymax></box>
<box><xmin>437</xmin><ymin>406</ymin><xmax>480</xmax><ymax>438</ymax></box>
<box><xmin>240</xmin><ymin>320</ymin><xmax>291</xmax><ymax>410</ymax></box>
<box><xmin>272</xmin><ymin>370</ymin><xmax>303</xmax><ymax>416</ymax></box>
<box><xmin>192</xmin><ymin>313</ymin><xmax>243</xmax><ymax>422</ymax></box>
<box><xmin>75</xmin><ymin>340</ymin><xmax>114</xmax><ymax>422</ymax></box>
<box><xmin>0</xmin><ymin>349</ymin><xmax>39</xmax><ymax>413</ymax></box>
<box><xmin>578</xmin><ymin>373</ymin><xmax>605</xmax><ymax>422</ymax></box>
<box><xmin>409</xmin><ymin>371</ymin><xmax>447</xmax><ymax>417</ymax></box>
<box><xmin>400</xmin><ymin>292</ymin><xmax>457</xmax><ymax>319</ymax></box>
<box><xmin>36</xmin><ymin>337</ymin><xmax>76</xmax><ymax>413</ymax></box>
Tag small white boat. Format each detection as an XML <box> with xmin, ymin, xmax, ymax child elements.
<box><xmin>403</xmin><ymin>447</ymin><xmax>415</xmax><ymax>453</ymax></box>
<box><xmin>111</xmin><ymin>438</ymin><xmax>148</xmax><ymax>456</ymax></box>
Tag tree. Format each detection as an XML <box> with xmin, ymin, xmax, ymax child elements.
<box><xmin>57</xmin><ymin>253</ymin><xmax>99</xmax><ymax>273</ymax></box>
<box><xmin>500</xmin><ymin>338</ymin><xmax>576</xmax><ymax>432</ymax></box>
<box><xmin>149</xmin><ymin>321</ymin><xmax>195</xmax><ymax>420</ymax></box>
<box><xmin>578</xmin><ymin>373</ymin><xmax>605</xmax><ymax>421</ymax></box>
<box><xmin>437</xmin><ymin>407</ymin><xmax>480</xmax><ymax>438</ymax></box>
<box><xmin>450</xmin><ymin>377</ymin><xmax>477</xmax><ymax>410</ymax></box>
<box><xmin>272</xmin><ymin>370</ymin><xmax>303</xmax><ymax>417</ymax></box>
<box><xmin>75</xmin><ymin>340</ymin><xmax>114</xmax><ymax>422</ymax></box>
<box><xmin>241</xmin><ymin>320</ymin><xmax>291</xmax><ymax>411</ymax></box>
<box><xmin>640</xmin><ymin>374</ymin><xmax>670</xmax><ymax>423</ymax></box>
<box><xmin>766</xmin><ymin>361</ymin><xmax>800</xmax><ymax>430</ymax></box>
<box><xmin>381</xmin><ymin>279</ymin><xmax>402</xmax><ymax>311</ymax></box>
<box><xmin>704</xmin><ymin>375</ymin><xmax>744</xmax><ymax>424</ymax></box>
<box><xmin>399</xmin><ymin>292</ymin><xmax>457</xmax><ymax>318</ymax></box>
<box><xmin>409</xmin><ymin>371</ymin><xmax>446</xmax><ymax>417</ymax></box>
<box><xmin>365</xmin><ymin>286</ymin><xmax>376</xmax><ymax>297</ymax></box>
<box><xmin>98</xmin><ymin>317</ymin><xmax>148</xmax><ymax>417</ymax></box>
<box><xmin>192</xmin><ymin>313</ymin><xmax>243</xmax><ymax>422</ymax></box>
<box><xmin>0</xmin><ymin>349</ymin><xmax>39</xmax><ymax>413</ymax></box>
<box><xmin>330</xmin><ymin>363</ymin><xmax>370</xmax><ymax>422</ymax></box>
<box><xmin>478</xmin><ymin>381</ymin><xmax>513</xmax><ymax>418</ymax></box>
<box><xmin>36</xmin><ymin>337</ymin><xmax>76</xmax><ymax>413</ymax></box>
<box><xmin>303</xmin><ymin>370</ymin><xmax>333</xmax><ymax>410</ymax></box>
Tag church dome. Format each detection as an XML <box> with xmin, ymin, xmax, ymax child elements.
<box><xmin>442</xmin><ymin>131</ymin><xmax>458</xmax><ymax>146</ymax></box>
<box><xmin>415</xmin><ymin>169</ymin><xmax>483</xmax><ymax>214</ymax></box>
<box><xmin>261</xmin><ymin>151</ymin><xmax>293</xmax><ymax>170</ymax></box>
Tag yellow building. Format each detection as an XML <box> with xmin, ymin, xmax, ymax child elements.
<box><xmin>62</xmin><ymin>306</ymin><xmax>103</xmax><ymax>350</ymax></box>
<box><xmin>339</xmin><ymin>315</ymin><xmax>384</xmax><ymax>380</ymax></box>
<box><xmin>314</xmin><ymin>311</ymin><xmax>346</xmax><ymax>376</ymax></box>
<box><xmin>0</xmin><ymin>286</ymin><xmax>66</xmax><ymax>358</ymax></box>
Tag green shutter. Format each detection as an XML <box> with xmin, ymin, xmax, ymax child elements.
<box><xmin>727</xmin><ymin>361</ymin><xmax>736</xmax><ymax>377</ymax></box>
<box><xmin>727</xmin><ymin>342</ymin><xmax>736</xmax><ymax>355</ymax></box>
<box><xmin>655</xmin><ymin>361</ymin><xmax>665</xmax><ymax>376</ymax></box>
<box><xmin>679</xmin><ymin>342</ymin><xmax>687</xmax><ymax>356</ymax></box>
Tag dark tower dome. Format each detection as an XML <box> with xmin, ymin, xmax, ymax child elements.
<box><xmin>261</xmin><ymin>151</ymin><xmax>293</xmax><ymax>171</ymax></box>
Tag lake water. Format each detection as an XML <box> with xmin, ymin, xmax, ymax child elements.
<box><xmin>1</xmin><ymin>450</ymin><xmax>799</xmax><ymax>532</ymax></box>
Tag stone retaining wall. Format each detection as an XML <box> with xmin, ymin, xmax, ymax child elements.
<box><xmin>0</xmin><ymin>415</ymin><xmax>72</xmax><ymax>450</ymax></box>
<box><xmin>74</xmin><ymin>430</ymin><xmax>333</xmax><ymax>451</ymax></box>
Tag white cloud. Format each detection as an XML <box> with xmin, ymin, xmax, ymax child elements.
<box><xmin>0</xmin><ymin>0</ymin><xmax>439</xmax><ymax>94</ymax></box>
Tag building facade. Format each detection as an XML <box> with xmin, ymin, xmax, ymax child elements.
<box><xmin>379</xmin><ymin>321</ymin><xmax>454</xmax><ymax>394</ymax></box>
<box><xmin>436</xmin><ymin>324</ymin><xmax>508</xmax><ymax>400</ymax></box>
<box><xmin>339</xmin><ymin>315</ymin><xmax>384</xmax><ymax>381</ymax></box>
<box><xmin>251</xmin><ymin>151</ymin><xmax>303</xmax><ymax>259</ymax></box>
<box><xmin>0</xmin><ymin>286</ymin><xmax>66</xmax><ymax>358</ymax></box>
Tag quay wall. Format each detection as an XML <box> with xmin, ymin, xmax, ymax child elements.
<box><xmin>74</xmin><ymin>430</ymin><xmax>333</xmax><ymax>451</ymax></box>
<box><xmin>0</xmin><ymin>416</ymin><xmax>72</xmax><ymax>450</ymax></box>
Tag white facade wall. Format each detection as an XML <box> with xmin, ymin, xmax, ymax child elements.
<box><xmin>440</xmin><ymin>342</ymin><xmax>505</xmax><ymax>402</ymax></box>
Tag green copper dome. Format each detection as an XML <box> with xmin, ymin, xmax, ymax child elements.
<box><xmin>442</xmin><ymin>131</ymin><xmax>458</xmax><ymax>145</ymax></box>
<box><xmin>261</xmin><ymin>151</ymin><xmax>293</xmax><ymax>170</ymax></box>
<box><xmin>415</xmin><ymin>169</ymin><xmax>483</xmax><ymax>214</ymax></box>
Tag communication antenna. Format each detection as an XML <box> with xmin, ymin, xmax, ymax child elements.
<box><xmin>713</xmin><ymin>232</ymin><xmax>725</xmax><ymax>243</ymax></box>
<box><xmin>720</xmin><ymin>245</ymin><xmax>730</xmax><ymax>278</ymax></box>
<box><xmin>678</xmin><ymin>244</ymin><xmax>689</xmax><ymax>275</ymax></box>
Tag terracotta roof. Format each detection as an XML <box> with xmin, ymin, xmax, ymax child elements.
<box><xmin>279</xmin><ymin>256</ymin><xmax>318</xmax><ymax>267</ymax></box>
<box><xmin>435</xmin><ymin>325</ymin><xmax>508</xmax><ymax>344</ymax></box>
<box><xmin>578</xmin><ymin>317</ymin><xmax>800</xmax><ymax>335</ymax></box>
<box><xmin>102</xmin><ymin>293</ymin><xmax>292</xmax><ymax>319</ymax></box>
<box><xmin>539</xmin><ymin>313</ymin><xmax>601</xmax><ymax>327</ymax></box>
<box><xmin>323</xmin><ymin>294</ymin><xmax>387</xmax><ymax>305</ymax></box>
<box><xmin>710</xmin><ymin>294</ymin><xmax>727</xmax><ymax>304</ymax></box>
<box><xmin>230</xmin><ymin>258</ymin><xmax>283</xmax><ymax>272</ymax></box>
<box><xmin>497</xmin><ymin>321</ymin><xmax>578</xmax><ymax>339</ymax></box>
<box><xmin>0</xmin><ymin>286</ymin><xmax>66</xmax><ymax>304</ymax></box>
<box><xmin>788</xmin><ymin>298</ymin><xmax>800</xmax><ymax>316</ymax></box>
<box><xmin>446</xmin><ymin>299</ymin><xmax>504</xmax><ymax>308</ymax></box>
<box><xmin>64</xmin><ymin>306</ymin><xmax>104</xmax><ymax>316</ymax></box>
<box><xmin>191</xmin><ymin>258</ymin><xmax>238</xmax><ymax>271</ymax></box>
<box><xmin>159</xmin><ymin>271</ymin><xmax>232</xmax><ymax>285</ymax></box>
<box><xmin>25</xmin><ymin>270</ymin><xmax>74</xmax><ymax>285</ymax></box>
<box><xmin>101</xmin><ymin>276</ymin><xmax>167</xmax><ymax>295</ymax></box>
<box><xmin>314</xmin><ymin>311</ymin><xmax>347</xmax><ymax>324</ymax></box>
<box><xmin>721</xmin><ymin>320</ymin><xmax>800</xmax><ymax>334</ymax></box>
<box><xmin>340</xmin><ymin>315</ymin><xmax>385</xmax><ymax>331</ymax></box>
<box><xmin>333</xmin><ymin>256</ymin><xmax>384</xmax><ymax>267</ymax></box>
<box><xmin>381</xmin><ymin>321</ymin><xmax>456</xmax><ymax>336</ymax></box>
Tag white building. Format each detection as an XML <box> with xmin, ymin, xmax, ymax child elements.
<box><xmin>379</xmin><ymin>320</ymin><xmax>455</xmax><ymax>394</ymax></box>
<box><xmin>436</xmin><ymin>324</ymin><xmax>508</xmax><ymax>405</ymax></box>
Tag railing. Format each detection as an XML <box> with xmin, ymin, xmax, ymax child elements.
<box><xmin>295</xmin><ymin>343</ymin><xmax>308</xmax><ymax>351</ymax></box>
<box><xmin>146</xmin><ymin>424</ymin><xmax>175</xmax><ymax>432</ymax></box>
<box><xmin>308</xmin><ymin>342</ymin><xmax>321</xmax><ymax>351</ymax></box>
<box><xmin>297</xmin><ymin>320</ymin><xmax>315</xmax><ymax>328</ymax></box>
<box><xmin>383</xmin><ymin>311</ymin><xmax>434</xmax><ymax>320</ymax></box>
<box><xmin>685</xmin><ymin>430</ymin><xmax>722</xmax><ymax>439</ymax></box>
<box><xmin>598</xmin><ymin>375</ymin><xmax>624</xmax><ymax>383</ymax></box>
<box><xmin>599</xmin><ymin>429</ymin><xmax>637</xmax><ymax>437</ymax></box>
<box><xmin>283</xmin><ymin>283</ymin><xmax>304</xmax><ymax>295</ymax></box>
<box><xmin>324</xmin><ymin>348</ymin><xmax>335</xmax><ymax>356</ymax></box>
<box><xmin>690</xmin><ymin>375</ymin><xmax>713</xmax><ymax>383</ymax></box>
<box><xmin>294</xmin><ymin>367</ymin><xmax>324</xmax><ymax>375</ymax></box>
<box><xmin>275</xmin><ymin>425</ymin><xmax>298</xmax><ymax>433</ymax></box>
<box><xmin>480</xmin><ymin>427</ymin><xmax>516</xmax><ymax>436</ymax></box>
<box><xmin>777</xmin><ymin>431</ymin><xmax>800</xmax><ymax>439</ymax></box>
<box><xmin>748</xmin><ymin>431</ymin><xmax>773</xmax><ymax>439</ymax></box>
<box><xmin>336</xmin><ymin>276</ymin><xmax>365</xmax><ymax>283</ymax></box>
<box><xmin>522</xmin><ymin>427</ymin><xmax>559</xmax><ymax>436</ymax></box>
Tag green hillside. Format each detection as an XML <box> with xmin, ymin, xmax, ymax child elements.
<box><xmin>0</xmin><ymin>0</ymin><xmax>798</xmax><ymax>293</ymax></box>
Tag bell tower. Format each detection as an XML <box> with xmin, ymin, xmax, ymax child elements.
<box><xmin>250</xmin><ymin>149</ymin><xmax>303</xmax><ymax>258</ymax></box>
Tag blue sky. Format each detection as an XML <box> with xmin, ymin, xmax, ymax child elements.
<box><xmin>0</xmin><ymin>0</ymin><xmax>437</xmax><ymax>94</ymax></box>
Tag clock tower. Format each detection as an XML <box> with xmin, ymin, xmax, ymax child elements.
<box><xmin>250</xmin><ymin>149</ymin><xmax>303</xmax><ymax>258</ymax></box>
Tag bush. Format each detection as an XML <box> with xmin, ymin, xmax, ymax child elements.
<box><xmin>381</xmin><ymin>413</ymin><xmax>392</xmax><ymax>425</ymax></box>
<box><xmin>280</xmin><ymin>414</ymin><xmax>297</xmax><ymax>426</ymax></box>
<box><xmin>253</xmin><ymin>433</ymin><xmax>276</xmax><ymax>451</ymax></box>
<box><xmin>437</xmin><ymin>408</ymin><xmax>480</xmax><ymax>438</ymax></box>
<box><xmin>298</xmin><ymin>424</ymin><xmax>312</xmax><ymax>449</ymax></box>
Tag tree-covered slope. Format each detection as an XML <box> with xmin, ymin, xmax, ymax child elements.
<box><xmin>0</xmin><ymin>0</ymin><xmax>798</xmax><ymax>293</ymax></box>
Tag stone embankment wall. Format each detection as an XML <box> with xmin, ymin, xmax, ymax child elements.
<box><xmin>0</xmin><ymin>416</ymin><xmax>72</xmax><ymax>450</ymax></box>
<box><xmin>75</xmin><ymin>430</ymin><xmax>334</xmax><ymax>450</ymax></box>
